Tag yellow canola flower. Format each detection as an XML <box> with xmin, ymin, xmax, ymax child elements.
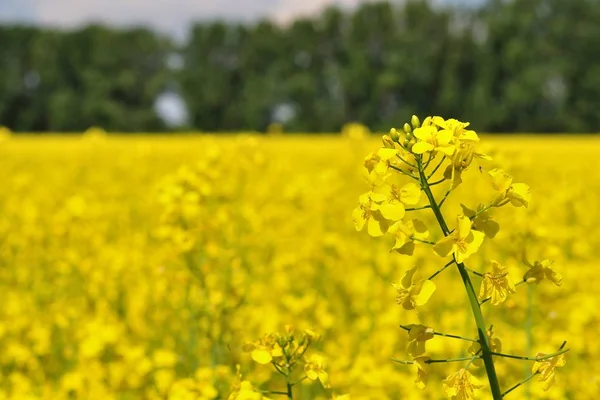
<box><xmin>242</xmin><ymin>334</ymin><xmax>284</xmax><ymax>365</ymax></box>
<box><xmin>411</xmin><ymin>125</ymin><xmax>456</xmax><ymax>156</ymax></box>
<box><xmin>352</xmin><ymin>192</ymin><xmax>389</xmax><ymax>237</ymax></box>
<box><xmin>468</xmin><ymin>326</ymin><xmax>501</xmax><ymax>368</ymax></box>
<box><xmin>523</xmin><ymin>258</ymin><xmax>563</xmax><ymax>286</ymax></box>
<box><xmin>442</xmin><ymin>368</ymin><xmax>484</xmax><ymax>399</ymax></box>
<box><xmin>412</xmin><ymin>355</ymin><xmax>430</xmax><ymax>389</ymax></box>
<box><xmin>388</xmin><ymin>219</ymin><xmax>429</xmax><ymax>255</ymax></box>
<box><xmin>478</xmin><ymin>260</ymin><xmax>516</xmax><ymax>305</ymax></box>
<box><xmin>432</xmin><ymin>117</ymin><xmax>479</xmax><ymax>142</ymax></box>
<box><xmin>460</xmin><ymin>204</ymin><xmax>499</xmax><ymax>239</ymax></box>
<box><xmin>304</xmin><ymin>354</ymin><xmax>331</xmax><ymax>388</ymax></box>
<box><xmin>488</xmin><ymin>168</ymin><xmax>531</xmax><ymax>208</ymax></box>
<box><xmin>405</xmin><ymin>324</ymin><xmax>434</xmax><ymax>357</ymax></box>
<box><xmin>393</xmin><ymin>267</ymin><xmax>436</xmax><ymax>311</ymax></box>
<box><xmin>532</xmin><ymin>353</ymin><xmax>566</xmax><ymax>391</ymax></box>
<box><xmin>434</xmin><ymin>215</ymin><xmax>485</xmax><ymax>263</ymax></box>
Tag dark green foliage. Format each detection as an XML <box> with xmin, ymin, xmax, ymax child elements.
<box><xmin>0</xmin><ymin>0</ymin><xmax>598</xmax><ymax>133</ymax></box>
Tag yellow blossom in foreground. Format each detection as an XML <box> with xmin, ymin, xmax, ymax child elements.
<box><xmin>388</xmin><ymin>219</ymin><xmax>429</xmax><ymax>255</ymax></box>
<box><xmin>352</xmin><ymin>192</ymin><xmax>388</xmax><ymax>237</ymax></box>
<box><xmin>405</xmin><ymin>325</ymin><xmax>434</xmax><ymax>357</ymax></box>
<box><xmin>393</xmin><ymin>267</ymin><xmax>436</xmax><ymax>310</ymax></box>
<box><xmin>412</xmin><ymin>125</ymin><xmax>456</xmax><ymax>156</ymax></box>
<box><xmin>442</xmin><ymin>368</ymin><xmax>483</xmax><ymax>399</ymax></box>
<box><xmin>304</xmin><ymin>354</ymin><xmax>330</xmax><ymax>388</ymax></box>
<box><xmin>478</xmin><ymin>260</ymin><xmax>516</xmax><ymax>305</ymax></box>
<box><xmin>532</xmin><ymin>353</ymin><xmax>566</xmax><ymax>391</ymax></box>
<box><xmin>434</xmin><ymin>215</ymin><xmax>485</xmax><ymax>263</ymax></box>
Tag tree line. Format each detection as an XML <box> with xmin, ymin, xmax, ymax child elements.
<box><xmin>0</xmin><ymin>0</ymin><xmax>599</xmax><ymax>133</ymax></box>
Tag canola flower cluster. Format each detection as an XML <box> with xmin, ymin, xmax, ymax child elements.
<box><xmin>352</xmin><ymin>116</ymin><xmax>568</xmax><ymax>399</ymax></box>
<box><xmin>0</xmin><ymin>128</ymin><xmax>598</xmax><ymax>399</ymax></box>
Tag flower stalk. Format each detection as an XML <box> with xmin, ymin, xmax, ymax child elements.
<box><xmin>417</xmin><ymin>156</ymin><xmax>504</xmax><ymax>400</ymax></box>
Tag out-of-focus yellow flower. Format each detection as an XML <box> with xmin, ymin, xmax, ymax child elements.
<box><xmin>523</xmin><ymin>258</ymin><xmax>563</xmax><ymax>286</ymax></box>
<box><xmin>405</xmin><ymin>324</ymin><xmax>434</xmax><ymax>357</ymax></box>
<box><xmin>532</xmin><ymin>353</ymin><xmax>566</xmax><ymax>391</ymax></box>
<box><xmin>478</xmin><ymin>260</ymin><xmax>516</xmax><ymax>305</ymax></box>
<box><xmin>242</xmin><ymin>334</ymin><xmax>284</xmax><ymax>365</ymax></box>
<box><xmin>412</xmin><ymin>355</ymin><xmax>430</xmax><ymax>389</ymax></box>
<box><xmin>442</xmin><ymin>368</ymin><xmax>483</xmax><ymax>399</ymax></box>
<box><xmin>434</xmin><ymin>215</ymin><xmax>485</xmax><ymax>263</ymax></box>
<box><xmin>489</xmin><ymin>168</ymin><xmax>531</xmax><ymax>207</ymax></box>
<box><xmin>393</xmin><ymin>267</ymin><xmax>436</xmax><ymax>311</ymax></box>
<box><xmin>304</xmin><ymin>354</ymin><xmax>330</xmax><ymax>388</ymax></box>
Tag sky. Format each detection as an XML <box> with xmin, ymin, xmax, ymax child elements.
<box><xmin>0</xmin><ymin>0</ymin><xmax>483</xmax><ymax>39</ymax></box>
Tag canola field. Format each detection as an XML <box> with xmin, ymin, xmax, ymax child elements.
<box><xmin>0</xmin><ymin>130</ymin><xmax>598</xmax><ymax>399</ymax></box>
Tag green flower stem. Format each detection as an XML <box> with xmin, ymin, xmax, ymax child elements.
<box><xmin>470</xmin><ymin>204</ymin><xmax>494</xmax><ymax>221</ymax></box>
<box><xmin>465</xmin><ymin>349</ymin><xmax>482</xmax><ymax>370</ymax></box>
<box><xmin>396</xmin><ymin>154</ymin><xmax>418</xmax><ymax>169</ymax></box>
<box><xmin>399</xmin><ymin>324</ymin><xmax>478</xmax><ymax>342</ymax></box>
<box><xmin>491</xmin><ymin>345</ymin><xmax>569</xmax><ymax>361</ymax></box>
<box><xmin>501</xmin><ymin>373</ymin><xmax>538</xmax><ymax>397</ymax></box>
<box><xmin>427</xmin><ymin>155</ymin><xmax>447</xmax><ymax>179</ymax></box>
<box><xmin>417</xmin><ymin>156</ymin><xmax>503</xmax><ymax>400</ymax></box>
<box><xmin>286</xmin><ymin>382</ymin><xmax>293</xmax><ymax>399</ymax></box>
<box><xmin>392</xmin><ymin>356</ymin><xmax>482</xmax><ymax>365</ymax></box>
<box><xmin>291</xmin><ymin>376</ymin><xmax>307</xmax><ymax>386</ymax></box>
<box><xmin>411</xmin><ymin>237</ymin><xmax>436</xmax><ymax>245</ymax></box>
<box><xmin>464</xmin><ymin>266</ymin><xmax>484</xmax><ymax>277</ymax></box>
<box><xmin>429</xmin><ymin>178</ymin><xmax>446</xmax><ymax>186</ymax></box>
<box><xmin>428</xmin><ymin>260</ymin><xmax>455</xmax><ymax>280</ymax></box>
<box><xmin>438</xmin><ymin>187</ymin><xmax>453</xmax><ymax>207</ymax></box>
<box><xmin>263</xmin><ymin>390</ymin><xmax>292</xmax><ymax>396</ymax></box>
<box><xmin>405</xmin><ymin>205</ymin><xmax>431</xmax><ymax>211</ymax></box>
<box><xmin>389</xmin><ymin>164</ymin><xmax>420</xmax><ymax>181</ymax></box>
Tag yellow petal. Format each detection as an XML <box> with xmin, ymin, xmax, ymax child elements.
<box><xmin>413</xmin><ymin>126</ymin><xmax>434</xmax><ymax>141</ymax></box>
<box><xmin>352</xmin><ymin>207</ymin><xmax>366</xmax><ymax>231</ymax></box>
<box><xmin>508</xmin><ymin>183</ymin><xmax>531</xmax><ymax>208</ymax></box>
<box><xmin>456</xmin><ymin>215</ymin><xmax>472</xmax><ymax>240</ymax></box>
<box><xmin>251</xmin><ymin>349</ymin><xmax>272</xmax><ymax>364</ymax></box>
<box><xmin>414</xmin><ymin>280</ymin><xmax>436</xmax><ymax>306</ymax></box>
<box><xmin>489</xmin><ymin>168</ymin><xmax>513</xmax><ymax>192</ymax></box>
<box><xmin>436</xmin><ymin>129</ymin><xmax>454</xmax><ymax>145</ymax></box>
<box><xmin>412</xmin><ymin>141</ymin><xmax>434</xmax><ymax>154</ymax></box>
<box><xmin>377</xmin><ymin>148</ymin><xmax>398</xmax><ymax>160</ymax></box>
<box><xmin>367</xmin><ymin>217</ymin><xmax>386</xmax><ymax>237</ymax></box>
<box><xmin>433</xmin><ymin>235</ymin><xmax>455</xmax><ymax>258</ymax></box>
<box><xmin>379</xmin><ymin>202</ymin><xmax>405</xmax><ymax>221</ymax></box>
<box><xmin>399</xmin><ymin>183</ymin><xmax>421</xmax><ymax>205</ymax></box>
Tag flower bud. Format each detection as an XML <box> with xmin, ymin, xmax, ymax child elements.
<box><xmin>390</xmin><ymin>128</ymin><xmax>401</xmax><ymax>142</ymax></box>
<box><xmin>382</xmin><ymin>135</ymin><xmax>395</xmax><ymax>149</ymax></box>
<box><xmin>411</xmin><ymin>115</ymin><xmax>420</xmax><ymax>129</ymax></box>
<box><xmin>403</xmin><ymin>123</ymin><xmax>412</xmax><ymax>135</ymax></box>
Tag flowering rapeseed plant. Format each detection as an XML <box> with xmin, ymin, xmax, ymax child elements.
<box><xmin>354</xmin><ymin>115</ymin><xmax>569</xmax><ymax>399</ymax></box>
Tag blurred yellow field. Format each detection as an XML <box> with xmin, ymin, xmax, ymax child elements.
<box><xmin>0</xmin><ymin>132</ymin><xmax>598</xmax><ymax>399</ymax></box>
